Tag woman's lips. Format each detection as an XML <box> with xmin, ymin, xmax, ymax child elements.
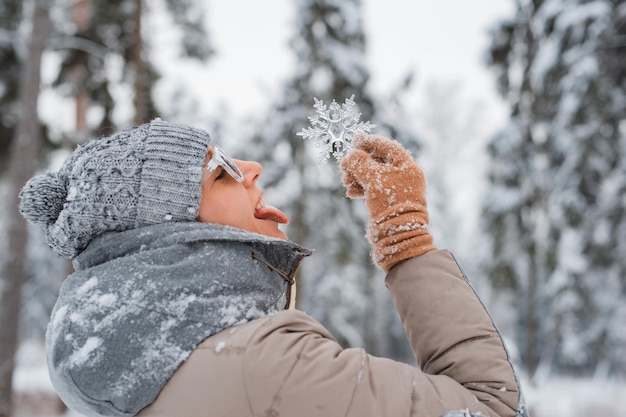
<box><xmin>255</xmin><ymin>199</ymin><xmax>289</xmax><ymax>224</ymax></box>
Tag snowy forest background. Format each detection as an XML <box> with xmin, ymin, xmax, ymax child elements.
<box><xmin>0</xmin><ymin>0</ymin><xmax>625</xmax><ymax>416</ymax></box>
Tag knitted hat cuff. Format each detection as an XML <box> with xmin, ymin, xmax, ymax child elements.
<box><xmin>137</xmin><ymin>120</ymin><xmax>210</xmax><ymax>226</ymax></box>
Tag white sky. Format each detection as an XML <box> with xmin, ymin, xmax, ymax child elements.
<box><xmin>194</xmin><ymin>0</ymin><xmax>514</xmax><ymax>127</ymax></box>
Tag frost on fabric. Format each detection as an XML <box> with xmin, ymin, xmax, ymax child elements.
<box><xmin>114</xmin><ymin>317</ymin><xmax>190</xmax><ymax>397</ymax></box>
<box><xmin>76</xmin><ymin>277</ymin><xmax>98</xmax><ymax>295</ymax></box>
<box><xmin>69</xmin><ymin>312</ymin><xmax>84</xmax><ymax>326</ymax></box>
<box><xmin>52</xmin><ymin>271</ymin><xmax>202</xmax><ymax>405</ymax></box>
<box><xmin>216</xmin><ymin>296</ymin><xmax>270</xmax><ymax>328</ymax></box>
<box><xmin>167</xmin><ymin>293</ymin><xmax>198</xmax><ymax>318</ymax></box>
<box><xmin>97</xmin><ymin>293</ymin><xmax>117</xmax><ymax>307</ymax></box>
<box><xmin>215</xmin><ymin>341</ymin><xmax>226</xmax><ymax>353</ymax></box>
<box><xmin>218</xmin><ymin>300</ymin><xmax>248</xmax><ymax>328</ymax></box>
<box><xmin>51</xmin><ymin>304</ymin><xmax>68</xmax><ymax>330</ymax></box>
<box><xmin>69</xmin><ymin>337</ymin><xmax>102</xmax><ymax>367</ymax></box>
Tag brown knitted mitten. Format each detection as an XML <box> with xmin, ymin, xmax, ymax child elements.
<box><xmin>340</xmin><ymin>134</ymin><xmax>436</xmax><ymax>273</ymax></box>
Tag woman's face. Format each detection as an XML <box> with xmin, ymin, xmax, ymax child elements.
<box><xmin>198</xmin><ymin>149</ymin><xmax>289</xmax><ymax>240</ymax></box>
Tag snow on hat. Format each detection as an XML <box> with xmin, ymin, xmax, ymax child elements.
<box><xmin>19</xmin><ymin>119</ymin><xmax>211</xmax><ymax>259</ymax></box>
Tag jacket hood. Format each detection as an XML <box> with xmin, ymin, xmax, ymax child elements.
<box><xmin>46</xmin><ymin>222</ymin><xmax>311</xmax><ymax>417</ymax></box>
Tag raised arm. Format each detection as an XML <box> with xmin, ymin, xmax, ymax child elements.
<box><xmin>340</xmin><ymin>134</ymin><xmax>528</xmax><ymax>417</ymax></box>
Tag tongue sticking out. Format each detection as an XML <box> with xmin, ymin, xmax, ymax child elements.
<box><xmin>255</xmin><ymin>205</ymin><xmax>290</xmax><ymax>224</ymax></box>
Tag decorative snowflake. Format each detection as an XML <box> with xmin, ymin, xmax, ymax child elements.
<box><xmin>297</xmin><ymin>95</ymin><xmax>375</xmax><ymax>163</ymax></box>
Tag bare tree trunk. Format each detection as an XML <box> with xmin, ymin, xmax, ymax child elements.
<box><xmin>0</xmin><ymin>1</ymin><xmax>50</xmax><ymax>416</ymax></box>
<box><xmin>526</xmin><ymin>245</ymin><xmax>540</xmax><ymax>379</ymax></box>
<box><xmin>73</xmin><ymin>0</ymin><xmax>92</xmax><ymax>137</ymax></box>
<box><xmin>131</xmin><ymin>0</ymin><xmax>148</xmax><ymax>124</ymax></box>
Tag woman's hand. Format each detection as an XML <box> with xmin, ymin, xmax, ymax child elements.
<box><xmin>340</xmin><ymin>134</ymin><xmax>436</xmax><ymax>272</ymax></box>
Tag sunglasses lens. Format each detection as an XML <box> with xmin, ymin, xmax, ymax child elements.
<box><xmin>222</xmin><ymin>155</ymin><xmax>244</xmax><ymax>182</ymax></box>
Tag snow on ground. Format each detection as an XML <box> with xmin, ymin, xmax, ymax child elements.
<box><xmin>526</xmin><ymin>378</ymin><xmax>626</xmax><ymax>417</ymax></box>
<box><xmin>13</xmin><ymin>341</ymin><xmax>54</xmax><ymax>394</ymax></box>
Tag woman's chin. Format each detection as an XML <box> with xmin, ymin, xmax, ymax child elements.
<box><xmin>258</xmin><ymin>221</ymin><xmax>288</xmax><ymax>240</ymax></box>
<box><xmin>269</xmin><ymin>227</ymin><xmax>288</xmax><ymax>241</ymax></box>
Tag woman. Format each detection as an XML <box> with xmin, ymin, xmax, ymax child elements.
<box><xmin>19</xmin><ymin>119</ymin><xmax>527</xmax><ymax>417</ymax></box>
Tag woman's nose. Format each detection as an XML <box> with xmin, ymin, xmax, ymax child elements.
<box><xmin>234</xmin><ymin>160</ymin><xmax>262</xmax><ymax>186</ymax></box>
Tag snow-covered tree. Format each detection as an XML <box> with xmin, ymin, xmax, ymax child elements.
<box><xmin>245</xmin><ymin>0</ymin><xmax>418</xmax><ymax>360</ymax></box>
<box><xmin>485</xmin><ymin>0</ymin><xmax>626</xmax><ymax>378</ymax></box>
<box><xmin>50</xmin><ymin>0</ymin><xmax>213</xmax><ymax>136</ymax></box>
<box><xmin>414</xmin><ymin>80</ymin><xmax>492</xmax><ymax>277</ymax></box>
<box><xmin>0</xmin><ymin>0</ymin><xmax>23</xmax><ymax>176</ymax></box>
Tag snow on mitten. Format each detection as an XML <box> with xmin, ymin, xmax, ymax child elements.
<box><xmin>340</xmin><ymin>134</ymin><xmax>436</xmax><ymax>273</ymax></box>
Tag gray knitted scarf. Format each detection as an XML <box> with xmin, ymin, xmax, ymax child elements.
<box><xmin>46</xmin><ymin>222</ymin><xmax>312</xmax><ymax>417</ymax></box>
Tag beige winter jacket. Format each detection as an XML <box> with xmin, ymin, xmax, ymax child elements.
<box><xmin>138</xmin><ymin>250</ymin><xmax>526</xmax><ymax>417</ymax></box>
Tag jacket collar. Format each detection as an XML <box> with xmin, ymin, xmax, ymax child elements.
<box><xmin>48</xmin><ymin>223</ymin><xmax>312</xmax><ymax>417</ymax></box>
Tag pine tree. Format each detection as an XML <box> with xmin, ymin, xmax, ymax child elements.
<box><xmin>0</xmin><ymin>1</ymin><xmax>23</xmax><ymax>175</ymax></box>
<box><xmin>265</xmin><ymin>0</ymin><xmax>378</xmax><ymax>353</ymax></box>
<box><xmin>51</xmin><ymin>0</ymin><xmax>214</xmax><ymax>136</ymax></box>
<box><xmin>246</xmin><ymin>0</ymin><xmax>397</xmax><ymax>357</ymax></box>
<box><xmin>485</xmin><ymin>0</ymin><xmax>626</xmax><ymax>377</ymax></box>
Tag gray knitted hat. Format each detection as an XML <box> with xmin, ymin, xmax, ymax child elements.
<box><xmin>19</xmin><ymin>119</ymin><xmax>212</xmax><ymax>259</ymax></box>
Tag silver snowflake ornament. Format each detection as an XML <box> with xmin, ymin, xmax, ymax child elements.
<box><xmin>297</xmin><ymin>95</ymin><xmax>375</xmax><ymax>163</ymax></box>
